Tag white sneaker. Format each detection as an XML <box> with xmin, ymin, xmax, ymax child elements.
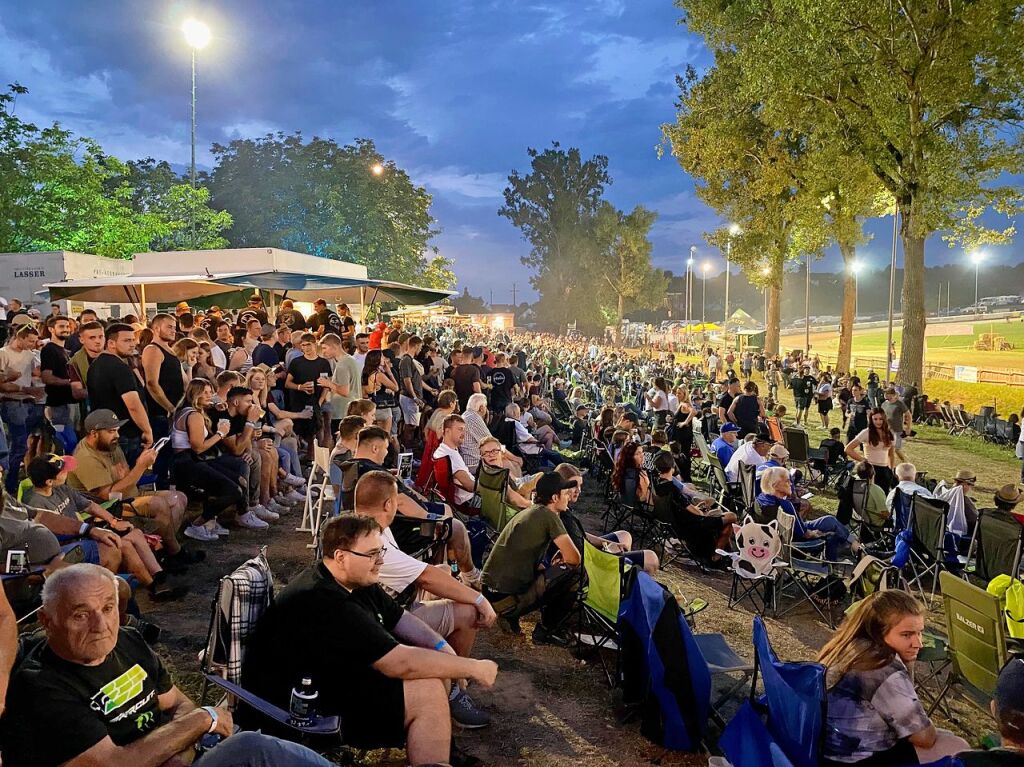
<box><xmin>184</xmin><ymin>522</ymin><xmax>219</xmax><ymax>542</ymax></box>
<box><xmin>282</xmin><ymin>489</ymin><xmax>305</xmax><ymax>504</ymax></box>
<box><xmin>210</xmin><ymin>519</ymin><xmax>230</xmax><ymax>537</ymax></box>
<box><xmin>237</xmin><ymin>510</ymin><xmax>270</xmax><ymax>530</ymax></box>
<box><xmin>251</xmin><ymin>505</ymin><xmax>279</xmax><ymax>523</ymax></box>
<box><xmin>284</xmin><ymin>473</ymin><xmax>306</xmax><ymax>487</ymax></box>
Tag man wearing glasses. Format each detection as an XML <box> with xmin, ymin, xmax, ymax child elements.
<box><xmin>242</xmin><ymin>514</ymin><xmax>496</xmax><ymax>767</ymax></box>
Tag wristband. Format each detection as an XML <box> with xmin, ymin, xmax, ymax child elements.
<box><xmin>474</xmin><ymin>593</ymin><xmax>485</xmax><ymax>606</ymax></box>
<box><xmin>79</xmin><ymin>522</ymin><xmax>91</xmax><ymax>536</ymax></box>
<box><xmin>201</xmin><ymin>705</ymin><xmax>218</xmax><ymax>733</ymax></box>
<box><xmin>433</xmin><ymin>639</ymin><xmax>447</xmax><ymax>652</ymax></box>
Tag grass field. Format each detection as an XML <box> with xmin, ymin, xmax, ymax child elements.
<box><xmin>777</xmin><ymin>319</ymin><xmax>1024</xmax><ymax>414</ymax></box>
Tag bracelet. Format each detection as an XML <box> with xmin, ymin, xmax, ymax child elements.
<box><xmin>201</xmin><ymin>705</ymin><xmax>218</xmax><ymax>733</ymax></box>
<box><xmin>433</xmin><ymin>639</ymin><xmax>447</xmax><ymax>652</ymax></box>
<box><xmin>79</xmin><ymin>522</ymin><xmax>91</xmax><ymax>536</ymax></box>
<box><xmin>474</xmin><ymin>593</ymin><xmax>485</xmax><ymax>606</ymax></box>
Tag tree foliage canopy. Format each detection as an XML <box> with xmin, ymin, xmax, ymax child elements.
<box><xmin>208</xmin><ymin>133</ymin><xmax>452</xmax><ymax>289</ymax></box>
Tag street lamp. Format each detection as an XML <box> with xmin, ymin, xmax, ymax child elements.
<box><xmin>970</xmin><ymin>250</ymin><xmax>984</xmax><ymax>318</ymax></box>
<box><xmin>687</xmin><ymin>247</ymin><xmax>696</xmax><ymax>344</ymax></box>
<box><xmin>182</xmin><ymin>18</ymin><xmax>210</xmax><ymax>247</ymax></box>
<box><xmin>850</xmin><ymin>259</ymin><xmax>863</xmax><ymax>321</ymax></box>
<box><xmin>701</xmin><ymin>262</ymin><xmax>709</xmax><ymax>325</ymax></box>
<box><xmin>725</xmin><ymin>224</ymin><xmax>740</xmax><ymax>344</ymax></box>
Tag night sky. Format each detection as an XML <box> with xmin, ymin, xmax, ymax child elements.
<box><xmin>0</xmin><ymin>1</ymin><xmax>1017</xmax><ymax>299</ymax></box>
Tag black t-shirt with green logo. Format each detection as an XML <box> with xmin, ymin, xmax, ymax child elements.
<box><xmin>2</xmin><ymin>627</ymin><xmax>172</xmax><ymax>766</ymax></box>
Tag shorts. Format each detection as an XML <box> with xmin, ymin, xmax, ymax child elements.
<box><xmin>893</xmin><ymin>433</ymin><xmax>904</xmax><ymax>450</ymax></box>
<box><xmin>60</xmin><ymin>539</ymin><xmax>100</xmax><ymax>564</ymax></box>
<box><xmin>399</xmin><ymin>395</ymin><xmax>421</xmax><ymax>427</ymax></box>
<box><xmin>817</xmin><ymin>398</ymin><xmax>833</xmax><ymax>414</ymax></box>
<box><xmin>795</xmin><ymin>396</ymin><xmax>811</xmax><ymax>410</ymax></box>
<box><xmin>410</xmin><ymin>598</ymin><xmax>456</xmax><ymax>637</ymax></box>
<box><xmin>340</xmin><ymin>672</ymin><xmax>406</xmax><ymax>749</ymax></box>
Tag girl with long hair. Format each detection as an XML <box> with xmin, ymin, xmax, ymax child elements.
<box><xmin>845</xmin><ymin>408</ymin><xmax>897</xmax><ymax>492</ymax></box>
<box><xmin>611</xmin><ymin>441</ymin><xmax>649</xmax><ymax>507</ymax></box>
<box><xmin>170</xmin><ymin>378</ymin><xmax>249</xmax><ymax>541</ymax></box>
<box><xmin>172</xmin><ymin>337</ymin><xmax>199</xmax><ymax>384</ymax></box>
<box><xmin>669</xmin><ymin>385</ymin><xmax>695</xmax><ymax>481</ymax></box>
<box><xmin>818</xmin><ymin>591</ymin><xmax>968</xmax><ymax>765</ymax></box>
<box><xmin>361</xmin><ymin>349</ymin><xmax>399</xmax><ymax>436</ymax></box>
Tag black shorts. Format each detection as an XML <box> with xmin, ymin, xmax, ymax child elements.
<box><xmin>341</xmin><ymin>672</ymin><xmax>406</xmax><ymax>749</ymax></box>
<box><xmin>817</xmin><ymin>398</ymin><xmax>833</xmax><ymax>414</ymax></box>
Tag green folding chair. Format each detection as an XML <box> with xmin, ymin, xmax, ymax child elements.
<box><xmin>927</xmin><ymin>570</ymin><xmax>1009</xmax><ymax>718</ymax></box>
<box><xmin>475</xmin><ymin>462</ymin><xmax>516</xmax><ymax>536</ymax></box>
<box><xmin>574</xmin><ymin>540</ymin><xmax>631</xmax><ymax>687</ymax></box>
<box><xmin>966</xmin><ymin>508</ymin><xmax>1024</xmax><ymax>586</ymax></box>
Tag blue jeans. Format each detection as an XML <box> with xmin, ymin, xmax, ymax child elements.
<box><xmin>803</xmin><ymin>515</ymin><xmax>854</xmax><ymax>560</ymax></box>
<box><xmin>119</xmin><ymin>435</ymin><xmax>143</xmax><ymax>473</ymax></box>
<box><xmin>2</xmin><ymin>401</ymin><xmax>41</xmax><ymax>493</ymax></box>
<box><xmin>195</xmin><ymin>731</ymin><xmax>335</xmax><ymax>767</ymax></box>
<box><xmin>149</xmin><ymin>414</ymin><xmax>172</xmax><ymax>489</ymax></box>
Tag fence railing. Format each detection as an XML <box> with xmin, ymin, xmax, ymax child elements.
<box><xmin>814</xmin><ymin>353</ymin><xmax>1024</xmax><ymax>387</ymax></box>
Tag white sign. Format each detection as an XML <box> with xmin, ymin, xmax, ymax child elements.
<box><xmin>954</xmin><ymin>365</ymin><xmax>978</xmax><ymax>383</ymax></box>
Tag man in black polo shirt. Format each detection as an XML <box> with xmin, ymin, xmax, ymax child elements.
<box><xmin>86</xmin><ymin>323</ymin><xmax>152</xmax><ymax>468</ymax></box>
<box><xmin>40</xmin><ymin>315</ymin><xmax>74</xmax><ymax>429</ymax></box>
<box><xmin>275</xmin><ymin>298</ymin><xmax>307</xmax><ymax>331</ymax></box>
<box><xmin>242</xmin><ymin>515</ymin><xmax>496</xmax><ymax>766</ymax></box>
<box><xmin>237</xmin><ymin>294</ymin><xmax>269</xmax><ymax>327</ymax></box>
<box><xmin>308</xmin><ymin>298</ymin><xmax>343</xmax><ymax>339</ymax></box>
<box><xmin>2</xmin><ymin>564</ymin><xmax>332</xmax><ymax>767</ymax></box>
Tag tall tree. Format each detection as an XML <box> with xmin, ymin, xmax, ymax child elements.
<box><xmin>593</xmin><ymin>202</ymin><xmax>667</xmax><ymax>344</ymax></box>
<box><xmin>208</xmin><ymin>134</ymin><xmax>452</xmax><ymax>288</ymax></box>
<box><xmin>499</xmin><ymin>143</ymin><xmax>611</xmax><ymax>334</ymax></box>
<box><xmin>662</xmin><ymin>58</ymin><xmax>806</xmax><ymax>355</ymax></box>
<box><xmin>682</xmin><ymin>0</ymin><xmax>1024</xmax><ymax>385</ymax></box>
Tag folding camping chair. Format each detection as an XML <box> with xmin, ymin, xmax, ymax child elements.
<box><xmin>782</xmin><ymin>427</ymin><xmax>814</xmax><ymax>480</ymax></box>
<box><xmin>903</xmin><ymin>494</ymin><xmax>966</xmax><ymax>605</ymax></box>
<box><xmin>692</xmin><ymin>430</ymin><xmax>713</xmax><ymax>483</ymax></box>
<box><xmin>200</xmin><ymin>547</ymin><xmax>341</xmax><ymax>740</ymax></box>
<box><xmin>475</xmin><ymin>462</ymin><xmax>515</xmax><ymax>536</ymax></box>
<box><xmin>296</xmin><ymin>441</ymin><xmax>333</xmax><ymax>550</ymax></box>
<box><xmin>765</xmin><ymin>416</ymin><xmax>784</xmax><ymax>444</ymax></box>
<box><xmin>737</xmin><ymin>461</ymin><xmax>757</xmax><ymax>516</ymax></box>
<box><xmin>707</xmin><ymin>454</ymin><xmax>743</xmax><ymax>514</ymax></box>
<box><xmin>965</xmin><ymin>507</ymin><xmax>1024</xmax><ymax>586</ymax></box>
<box><xmin>415</xmin><ymin>429</ymin><xmax>440</xmax><ymax>492</ymax></box>
<box><xmin>693</xmin><ymin>630</ymin><xmax>754</xmax><ymax>728</ymax></box>
<box><xmin>927</xmin><ymin>571</ymin><xmax>1010</xmax><ymax>718</ymax></box>
<box><xmin>775</xmin><ymin>510</ymin><xmax>847</xmax><ymax>629</ymax></box>
<box><xmin>574</xmin><ymin>540</ymin><xmax>632</xmax><ymax>687</ymax></box>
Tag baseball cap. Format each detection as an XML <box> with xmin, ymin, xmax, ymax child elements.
<box><xmin>995</xmin><ymin>658</ymin><xmax>1024</xmax><ymax>721</ymax></box>
<box><xmin>768</xmin><ymin>444</ymin><xmax>790</xmax><ymax>460</ymax></box>
<box><xmin>83</xmin><ymin>409</ymin><xmax>127</xmax><ymax>432</ymax></box>
<box><xmin>27</xmin><ymin>453</ymin><xmax>77</xmax><ymax>486</ymax></box>
<box><xmin>720</xmin><ymin>423</ymin><xmax>741</xmax><ymax>433</ymax></box>
<box><xmin>9</xmin><ymin>314</ymin><xmax>34</xmax><ymax>328</ymax></box>
<box><xmin>534</xmin><ymin>472</ymin><xmax>579</xmax><ymax>502</ymax></box>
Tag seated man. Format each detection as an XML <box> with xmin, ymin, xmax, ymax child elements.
<box><xmin>348</xmin><ymin>425</ymin><xmax>482</xmax><ymax>588</ymax></box>
<box><xmin>432</xmin><ymin>414</ymin><xmax>480</xmax><ymax>510</ymax></box>
<box><xmin>570</xmin><ymin>403</ymin><xmax>590</xmax><ymax>448</ymax></box>
<box><xmin>242</xmin><ymin>515</ymin><xmax>496</xmax><ymax>767</ymax></box>
<box><xmin>725</xmin><ymin>434</ymin><xmax>771</xmax><ymax>482</ymax></box>
<box><xmin>505</xmin><ymin>403</ymin><xmax>563</xmax><ymax>467</ymax></box>
<box><xmin>23</xmin><ymin>455</ymin><xmax>186</xmax><ymax>601</ymax></box>
<box><xmin>556</xmin><ymin>462</ymin><xmax>659</xmax><ymax>574</ymax></box>
<box><xmin>887</xmin><ymin>461</ymin><xmax>969</xmax><ymax>538</ymax></box>
<box><xmin>68</xmin><ymin>408</ymin><xmax>196</xmax><ymax>570</ymax></box>
<box><xmin>958</xmin><ymin>657</ymin><xmax>1024</xmax><ymax>766</ymax></box>
<box><xmin>710</xmin><ymin>422</ymin><xmax>740</xmax><ymax>467</ymax></box>
<box><xmin>355</xmin><ymin>470</ymin><xmax>496</xmax><ymax>728</ymax></box>
<box><xmin>481</xmin><ymin>472</ymin><xmax>582</xmax><ymax>646</ymax></box>
<box><xmin>652</xmin><ymin>452</ymin><xmax>736</xmax><ymax>567</ymax></box>
<box><xmin>1</xmin><ymin>563</ymin><xmax>333</xmax><ymax>767</ymax></box>
<box><xmin>755</xmin><ymin>443</ymin><xmax>790</xmax><ymax>482</ymax></box>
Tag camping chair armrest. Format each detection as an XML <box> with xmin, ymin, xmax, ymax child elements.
<box><xmin>791</xmin><ymin>539</ymin><xmax>827</xmax><ymax>556</ymax></box>
<box><xmin>807</xmin><ymin>447</ymin><xmax>827</xmax><ymax>460</ymax></box>
<box><xmin>204</xmin><ymin>675</ymin><xmax>341</xmax><ymax>736</ymax></box>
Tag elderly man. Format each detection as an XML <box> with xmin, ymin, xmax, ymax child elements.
<box><xmin>242</xmin><ymin>516</ymin><xmax>495</xmax><ymax>767</ymax></box>
<box><xmin>888</xmin><ymin>462</ymin><xmax>969</xmax><ymax>537</ymax></box>
<box><xmin>460</xmin><ymin>392</ymin><xmax>493</xmax><ymax>475</ymax></box>
<box><xmin>725</xmin><ymin>434</ymin><xmax>771</xmax><ymax>482</ymax></box>
<box><xmin>710</xmin><ymin>422</ymin><xmax>741</xmax><ymax>467</ymax></box>
<box><xmin>355</xmin><ymin>470</ymin><xmax>495</xmax><ymax>728</ymax></box>
<box><xmin>1</xmin><ymin>564</ymin><xmax>334</xmax><ymax>767</ymax></box>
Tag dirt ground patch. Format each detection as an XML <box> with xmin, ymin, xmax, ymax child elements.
<box><xmin>140</xmin><ymin>420</ymin><xmax>1014</xmax><ymax>765</ymax></box>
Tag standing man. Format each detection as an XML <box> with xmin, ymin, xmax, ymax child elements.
<box><xmin>140</xmin><ymin>314</ymin><xmax>183</xmax><ymax>488</ymax></box>
<box><xmin>452</xmin><ymin>348</ymin><xmax>482</xmax><ymax>413</ymax></box>
<box><xmin>251</xmin><ymin>324</ymin><xmax>280</xmax><ymax>369</ymax></box>
<box><xmin>846</xmin><ymin>383</ymin><xmax>871</xmax><ymax>443</ymax></box>
<box><xmin>353</xmin><ymin>332</ymin><xmax>370</xmax><ymax>378</ymax></box>
<box><xmin>320</xmin><ymin>333</ymin><xmax>359</xmax><ymax>436</ymax></box>
<box><xmin>87</xmin><ymin>323</ymin><xmax>151</xmax><ymax>469</ymax></box>
<box><xmin>336</xmin><ymin>303</ymin><xmax>357</xmax><ymax>341</ymax></box>
<box><xmin>308</xmin><ymin>299</ymin><xmax>343</xmax><ymax>339</ymax></box>
<box><xmin>68</xmin><ymin>320</ymin><xmax>105</xmax><ymax>421</ymax></box>
<box><xmin>882</xmin><ymin>387</ymin><xmax>912</xmax><ymax>462</ymax></box>
<box><xmin>790</xmin><ymin>365</ymin><xmax>817</xmax><ymax>426</ymax></box>
<box><xmin>486</xmin><ymin>353</ymin><xmax>516</xmax><ymax>417</ymax></box>
<box><xmin>238</xmin><ymin>294</ymin><xmax>269</xmax><ymax>327</ymax></box>
<box><xmin>399</xmin><ymin>335</ymin><xmax>429</xmax><ymax>448</ymax></box>
<box><xmin>0</xmin><ymin>325</ymin><xmax>44</xmax><ymax>491</ymax></box>
<box><xmin>40</xmin><ymin>315</ymin><xmax>74</xmax><ymax>430</ymax></box>
<box><xmin>276</xmin><ymin>298</ymin><xmax>306</xmax><ymax>331</ymax></box>
<box><xmin>285</xmin><ymin>333</ymin><xmax>332</xmax><ymax>456</ymax></box>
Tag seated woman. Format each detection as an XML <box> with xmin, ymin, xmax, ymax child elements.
<box><xmin>818</xmin><ymin>591</ymin><xmax>968</xmax><ymax>766</ymax></box>
<box><xmin>478</xmin><ymin>437</ymin><xmax>535</xmax><ymax>510</ymax></box>
<box><xmin>611</xmin><ymin>441</ymin><xmax>649</xmax><ymax>507</ymax></box>
<box><xmin>854</xmin><ymin>461</ymin><xmax>889</xmax><ymax>531</ymax></box>
<box><xmin>756</xmin><ymin>466</ymin><xmax>860</xmax><ymax>561</ymax></box>
<box><xmin>651</xmin><ymin>452</ymin><xmax>735</xmax><ymax>567</ymax></box>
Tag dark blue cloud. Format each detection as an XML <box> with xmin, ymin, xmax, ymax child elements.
<box><xmin>0</xmin><ymin>0</ymin><xmax>1015</xmax><ymax>299</ymax></box>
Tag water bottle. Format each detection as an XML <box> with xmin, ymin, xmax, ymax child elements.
<box><xmin>289</xmin><ymin>677</ymin><xmax>318</xmax><ymax>725</ymax></box>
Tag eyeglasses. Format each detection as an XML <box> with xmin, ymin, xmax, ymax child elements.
<box><xmin>340</xmin><ymin>546</ymin><xmax>387</xmax><ymax>561</ymax></box>
<box><xmin>481</xmin><ymin>449</ymin><xmax>502</xmax><ymax>458</ymax></box>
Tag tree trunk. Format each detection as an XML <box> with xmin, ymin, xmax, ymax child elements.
<box><xmin>897</xmin><ymin>202</ymin><xmax>926</xmax><ymax>387</ymax></box>
<box><xmin>615</xmin><ymin>292</ymin><xmax>624</xmax><ymax>346</ymax></box>
<box><xmin>765</xmin><ymin>282</ymin><xmax>782</xmax><ymax>356</ymax></box>
<box><xmin>836</xmin><ymin>241</ymin><xmax>857</xmax><ymax>375</ymax></box>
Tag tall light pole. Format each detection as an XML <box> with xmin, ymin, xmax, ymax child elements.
<box><xmin>701</xmin><ymin>262</ymin><xmax>709</xmax><ymax>325</ymax></box>
<box><xmin>970</xmin><ymin>250</ymin><xmax>984</xmax><ymax>318</ymax></box>
<box><xmin>688</xmin><ymin>247</ymin><xmax>696</xmax><ymax>344</ymax></box>
<box><xmin>725</xmin><ymin>223</ymin><xmax>740</xmax><ymax>346</ymax></box>
<box><xmin>182</xmin><ymin>18</ymin><xmax>211</xmax><ymax>246</ymax></box>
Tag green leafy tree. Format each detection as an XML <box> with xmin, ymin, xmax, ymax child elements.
<box><xmin>593</xmin><ymin>202</ymin><xmax>667</xmax><ymax>344</ymax></box>
<box><xmin>681</xmin><ymin>0</ymin><xmax>1024</xmax><ymax>385</ymax></box>
<box><xmin>208</xmin><ymin>134</ymin><xmax>451</xmax><ymax>288</ymax></box>
<box><xmin>499</xmin><ymin>143</ymin><xmax>611</xmax><ymax>334</ymax></box>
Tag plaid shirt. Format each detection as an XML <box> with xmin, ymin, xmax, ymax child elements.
<box><xmin>460</xmin><ymin>409</ymin><xmax>492</xmax><ymax>475</ymax></box>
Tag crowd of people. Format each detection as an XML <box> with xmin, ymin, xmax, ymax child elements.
<box><xmin>0</xmin><ymin>297</ymin><xmax>1016</xmax><ymax>766</ymax></box>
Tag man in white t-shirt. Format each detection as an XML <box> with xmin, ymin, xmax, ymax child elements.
<box><xmin>354</xmin><ymin>469</ymin><xmax>495</xmax><ymax>729</ymax></box>
<box><xmin>725</xmin><ymin>435</ymin><xmax>771</xmax><ymax>482</ymax></box>
<box><xmin>432</xmin><ymin>414</ymin><xmax>477</xmax><ymax>507</ymax></box>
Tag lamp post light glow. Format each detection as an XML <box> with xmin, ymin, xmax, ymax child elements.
<box><xmin>182</xmin><ymin>18</ymin><xmax>210</xmax><ymax>247</ymax></box>
<box><xmin>724</xmin><ymin>224</ymin><xmax>740</xmax><ymax>346</ymax></box>
<box><xmin>970</xmin><ymin>250</ymin><xmax>984</xmax><ymax>317</ymax></box>
<box><xmin>687</xmin><ymin>248</ymin><xmax>696</xmax><ymax>344</ymax></box>
<box><xmin>371</xmin><ymin>163</ymin><xmax>385</xmax><ymax>176</ymax></box>
<box><xmin>701</xmin><ymin>262</ymin><xmax>709</xmax><ymax>325</ymax></box>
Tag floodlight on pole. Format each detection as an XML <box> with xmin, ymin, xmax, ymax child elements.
<box><xmin>371</xmin><ymin>163</ymin><xmax>385</xmax><ymax>176</ymax></box>
<box><xmin>182</xmin><ymin>18</ymin><xmax>210</xmax><ymax>248</ymax></box>
<box><xmin>687</xmin><ymin>247</ymin><xmax>696</xmax><ymax>343</ymax></box>
<box><xmin>701</xmin><ymin>262</ymin><xmax>709</xmax><ymax>325</ymax></box>
<box><xmin>969</xmin><ymin>250</ymin><xmax>984</xmax><ymax>317</ymax></box>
